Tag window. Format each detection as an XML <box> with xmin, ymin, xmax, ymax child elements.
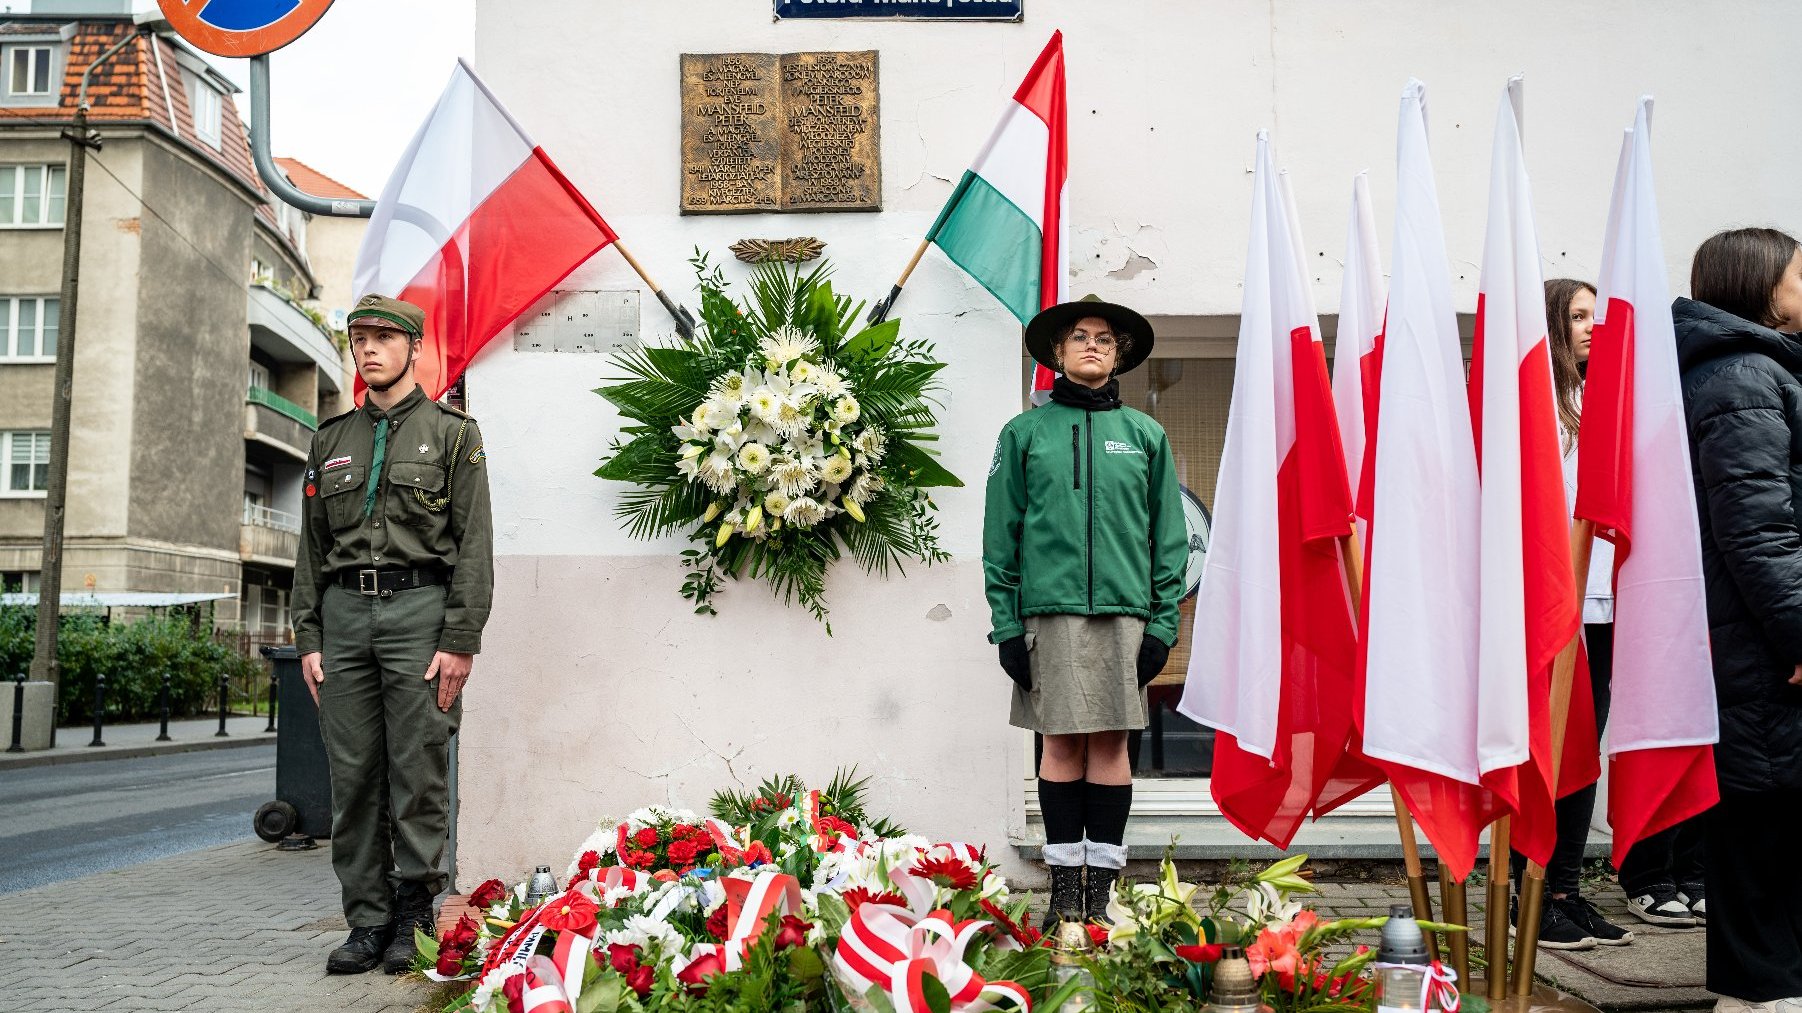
<box><xmin>0</xmin><ymin>431</ymin><xmax>50</xmax><ymax>494</ymax></box>
<box><xmin>247</xmin><ymin>360</ymin><xmax>271</xmax><ymax>392</ymax></box>
<box><xmin>4</xmin><ymin>45</ymin><xmax>54</xmax><ymax>100</ymax></box>
<box><xmin>0</xmin><ymin>296</ymin><xmax>58</xmax><ymax>360</ymax></box>
<box><xmin>185</xmin><ymin>70</ymin><xmax>222</xmax><ymax>149</ymax></box>
<box><xmin>0</xmin><ymin>570</ymin><xmax>38</xmax><ymax>594</ymax></box>
<box><xmin>0</xmin><ymin>165</ymin><xmax>66</xmax><ymax>227</ymax></box>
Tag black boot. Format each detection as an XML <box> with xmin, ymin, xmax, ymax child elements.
<box><xmin>384</xmin><ymin>881</ymin><xmax>437</xmax><ymax>974</ymax></box>
<box><xmin>1085</xmin><ymin>867</ymin><xmax>1121</xmax><ymax>924</ymax></box>
<box><xmin>1041</xmin><ymin>865</ymin><xmax>1085</xmax><ymax>931</ymax></box>
<box><xmin>327</xmin><ymin>924</ymin><xmax>395</xmax><ymax>974</ymax></box>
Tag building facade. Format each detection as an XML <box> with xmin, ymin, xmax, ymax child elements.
<box><xmin>0</xmin><ymin>3</ymin><xmax>346</xmax><ymax>646</ymax></box>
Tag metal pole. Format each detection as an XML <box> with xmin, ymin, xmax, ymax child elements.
<box><xmin>31</xmin><ymin>29</ymin><xmax>143</xmax><ymax>743</ymax></box>
<box><xmin>87</xmin><ymin>671</ymin><xmax>105</xmax><ymax>747</ymax></box>
<box><xmin>7</xmin><ymin>673</ymin><xmax>24</xmax><ymax>753</ymax></box>
<box><xmin>156</xmin><ymin>669</ymin><xmax>172</xmax><ymax>742</ymax></box>
<box><xmin>247</xmin><ymin>55</ymin><xmax>374</xmax><ymax>218</ymax></box>
<box><xmin>264</xmin><ymin>662</ymin><xmax>277</xmax><ymax>733</ymax></box>
<box><xmin>215</xmin><ymin>672</ymin><xmax>229</xmax><ymax>737</ymax></box>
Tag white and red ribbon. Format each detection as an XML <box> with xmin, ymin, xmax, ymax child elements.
<box><xmin>671</xmin><ymin>868</ymin><xmax>807</xmax><ymax>978</ymax></box>
<box><xmin>834</xmin><ymin>905</ymin><xmax>1029</xmax><ymax>1012</ymax></box>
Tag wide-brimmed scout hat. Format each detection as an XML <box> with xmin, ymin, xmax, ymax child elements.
<box><xmin>1024</xmin><ymin>294</ymin><xmax>1156</xmax><ymax>376</ymax></box>
<box><xmin>346</xmin><ymin>293</ymin><xmax>425</xmax><ymax>336</ymax></box>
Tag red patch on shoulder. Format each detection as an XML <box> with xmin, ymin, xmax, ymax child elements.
<box><xmin>305</xmin><ymin>483</ymin><xmax>316</xmax><ymax>497</ymax></box>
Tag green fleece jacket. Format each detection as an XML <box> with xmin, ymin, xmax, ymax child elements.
<box><xmin>982</xmin><ymin>399</ymin><xmax>1188</xmax><ymax>647</ymax></box>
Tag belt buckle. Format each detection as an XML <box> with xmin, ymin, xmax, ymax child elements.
<box><xmin>357</xmin><ymin>569</ymin><xmax>379</xmax><ymax>596</ymax></box>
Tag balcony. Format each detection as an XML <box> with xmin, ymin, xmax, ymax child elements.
<box><xmin>241</xmin><ymin>503</ymin><xmax>300</xmax><ymax>568</ymax></box>
<box><xmin>244</xmin><ymin>387</ymin><xmax>315</xmax><ymax>460</ymax></box>
<box><xmin>248</xmin><ymin>283</ymin><xmax>343</xmax><ymax>395</ymax></box>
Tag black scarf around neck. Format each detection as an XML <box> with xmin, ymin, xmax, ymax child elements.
<box><xmin>1049</xmin><ymin>375</ymin><xmax>1123</xmax><ymax>410</ymax></box>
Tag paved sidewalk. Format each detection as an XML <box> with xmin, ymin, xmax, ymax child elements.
<box><xmin>0</xmin><ymin>717</ymin><xmax>276</xmax><ymax>770</ymax></box>
<box><xmin>0</xmin><ymin>839</ymin><xmax>429</xmax><ymax>1013</ymax></box>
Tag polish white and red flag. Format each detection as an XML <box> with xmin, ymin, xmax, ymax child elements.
<box><xmin>1464</xmin><ymin>77</ymin><xmax>1582</xmax><ymax>869</ymax></box>
<box><xmin>1357</xmin><ymin>80</ymin><xmax>1496</xmax><ymax>881</ymax></box>
<box><xmin>1574</xmin><ymin>98</ymin><xmax>1719</xmax><ymax>866</ymax></box>
<box><xmin>352</xmin><ymin>59</ymin><xmax>617</xmax><ymax>400</ymax></box>
<box><xmin>1178</xmin><ymin>133</ymin><xmax>1373</xmax><ymax>848</ymax></box>
<box><xmin>1333</xmin><ymin>171</ymin><xmax>1384</xmax><ymax>545</ymax></box>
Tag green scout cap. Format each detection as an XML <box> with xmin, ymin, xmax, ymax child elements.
<box><xmin>347</xmin><ymin>293</ymin><xmax>425</xmax><ymax>336</ymax></box>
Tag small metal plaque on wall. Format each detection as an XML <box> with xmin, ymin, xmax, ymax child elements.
<box><xmin>513</xmin><ymin>291</ymin><xmax>639</xmax><ymax>354</ymax></box>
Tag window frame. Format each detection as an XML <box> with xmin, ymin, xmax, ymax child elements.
<box><xmin>0</xmin><ymin>164</ymin><xmax>68</xmax><ymax>228</ymax></box>
<box><xmin>184</xmin><ymin>69</ymin><xmax>223</xmax><ymax>150</ymax></box>
<box><xmin>0</xmin><ymin>295</ymin><xmax>60</xmax><ymax>362</ymax></box>
<box><xmin>0</xmin><ymin>429</ymin><xmax>51</xmax><ymax>497</ymax></box>
<box><xmin>1</xmin><ymin>43</ymin><xmax>61</xmax><ymax>105</ymax></box>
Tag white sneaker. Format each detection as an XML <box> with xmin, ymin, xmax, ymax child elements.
<box><xmin>1714</xmin><ymin>998</ymin><xmax>1776</xmax><ymax>1013</ymax></box>
<box><xmin>1629</xmin><ymin>889</ymin><xmax>1698</xmax><ymax>927</ymax></box>
<box><xmin>1679</xmin><ymin>889</ymin><xmax>1708</xmax><ymax>923</ymax></box>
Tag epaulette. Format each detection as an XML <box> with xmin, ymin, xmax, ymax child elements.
<box><xmin>433</xmin><ymin>399</ymin><xmax>473</xmax><ymax>420</ymax></box>
<box><xmin>317</xmin><ymin>408</ymin><xmax>358</xmax><ymax>430</ymax></box>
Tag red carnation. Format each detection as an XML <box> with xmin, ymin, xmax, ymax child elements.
<box><xmin>818</xmin><ymin>815</ymin><xmax>857</xmax><ymax>837</ymax></box>
<box><xmin>576</xmin><ymin>850</ymin><xmax>602</xmax><ymax>875</ymax></box>
<box><xmin>626</xmin><ymin>963</ymin><xmax>654</xmax><ymax>997</ymax></box>
<box><xmin>624</xmin><ymin>849</ymin><xmax>656</xmax><ymax>870</ymax></box>
<box><xmin>843</xmin><ymin>887</ymin><xmax>906</xmax><ymax>914</ymax></box>
<box><xmin>608</xmin><ymin>942</ymin><xmax>641</xmax><ymax>974</ymax></box>
<box><xmin>668</xmin><ymin>839</ymin><xmax>697</xmax><ymax>865</ymax></box>
<box><xmin>672</xmin><ymin>823</ymin><xmax>700</xmax><ymax>840</ymax></box>
<box><xmin>538</xmin><ymin>890</ymin><xmax>599</xmax><ymax>933</ymax></box>
<box><xmin>742</xmin><ymin>841</ymin><xmax>774</xmax><ymax>866</ymax></box>
<box><xmin>469</xmin><ymin>879</ymin><xmax>508</xmax><ymax>910</ymax></box>
<box><xmin>634</xmin><ymin>827</ymin><xmax>661</xmax><ymax>848</ymax></box>
<box><xmin>706</xmin><ymin>904</ymin><xmax>730</xmax><ymax>940</ymax></box>
<box><xmin>911</xmin><ymin>855</ymin><xmax>979</xmax><ymax>891</ymax></box>
<box><xmin>1176</xmin><ymin>943</ymin><xmax>1224</xmax><ymax>964</ymax></box>
<box><xmin>501</xmin><ymin>973</ymin><xmax>526</xmax><ymax>1009</ymax></box>
<box><xmin>773</xmin><ymin>914</ymin><xmax>813</xmax><ymax>950</ymax></box>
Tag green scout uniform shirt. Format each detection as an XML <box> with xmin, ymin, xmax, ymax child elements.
<box><xmin>291</xmin><ymin>386</ymin><xmax>494</xmax><ymax>656</ymax></box>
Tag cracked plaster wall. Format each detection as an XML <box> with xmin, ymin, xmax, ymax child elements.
<box><xmin>455</xmin><ymin>0</ymin><xmax>1802</xmax><ymax>882</ymax></box>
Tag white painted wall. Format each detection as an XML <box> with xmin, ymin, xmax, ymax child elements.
<box><xmin>456</xmin><ymin>0</ymin><xmax>1802</xmax><ymax>884</ymax></box>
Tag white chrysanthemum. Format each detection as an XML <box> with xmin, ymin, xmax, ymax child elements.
<box><xmin>760</xmin><ymin>325</ymin><xmax>819</xmax><ymax>364</ymax></box>
<box><xmin>605</xmin><ymin>914</ymin><xmax>686</xmax><ymax>958</ymax></box>
<box><xmin>737</xmin><ymin>442</ymin><xmax>771</xmax><ymax>475</ymax></box>
<box><xmin>847</xmin><ymin>471</ymin><xmax>885</xmax><ymax>505</ymax></box>
<box><xmin>748</xmin><ymin>387</ymin><xmax>781</xmax><ymax>425</ymax></box>
<box><xmin>790</xmin><ymin>360</ymin><xmax>818</xmax><ymax>384</ymax></box>
<box><xmin>814</xmin><ymin>370</ymin><xmax>848</xmax><ymax>398</ymax></box>
<box><xmin>773</xmin><ymin>397</ymin><xmax>810</xmax><ymax>438</ymax></box>
<box><xmin>712</xmin><ymin>369</ymin><xmax>754</xmax><ymax>406</ymax></box>
<box><xmin>783</xmin><ymin>496</ymin><xmax>828</xmax><ymax>528</ymax></box>
<box><xmin>698</xmin><ymin>451</ymin><xmax>736</xmax><ymax>494</ymax></box>
<box><xmin>853</xmin><ymin>426</ymin><xmax>887</xmax><ymax>459</ymax></box>
<box><xmin>769</xmin><ymin>454</ymin><xmax>818</xmax><ymax>497</ymax></box>
<box><xmin>763</xmin><ymin>490</ymin><xmax>791</xmax><ymax>517</ymax></box>
<box><xmin>820</xmin><ymin>454</ymin><xmax>853</xmax><ymax>484</ymax></box>
<box><xmin>832</xmin><ymin>397</ymin><xmax>861</xmax><ymax>425</ymax></box>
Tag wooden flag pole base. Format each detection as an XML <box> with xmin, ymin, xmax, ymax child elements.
<box><xmin>612</xmin><ymin>240</ymin><xmax>697</xmax><ymax>340</ymax></box>
<box><xmin>1487</xmin><ymin>816</ymin><xmax>1513</xmax><ymax>999</ymax></box>
<box><xmin>1441</xmin><ymin>864</ymin><xmax>1470</xmax><ymax>988</ymax></box>
<box><xmin>867</xmin><ymin>236</ymin><xmax>933</xmax><ymax>326</ymax></box>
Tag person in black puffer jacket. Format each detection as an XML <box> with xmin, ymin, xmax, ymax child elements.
<box><xmin>1675</xmin><ymin>226</ymin><xmax>1802</xmax><ymax>1011</ymax></box>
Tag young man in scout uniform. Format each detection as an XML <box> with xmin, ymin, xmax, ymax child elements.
<box><xmin>291</xmin><ymin>294</ymin><xmax>494</xmax><ymax>975</ymax></box>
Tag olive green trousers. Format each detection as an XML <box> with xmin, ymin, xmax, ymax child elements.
<box><xmin>318</xmin><ymin>584</ymin><xmax>459</xmax><ymax>927</ymax></box>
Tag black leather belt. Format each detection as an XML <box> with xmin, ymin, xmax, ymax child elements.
<box><xmin>337</xmin><ymin>567</ymin><xmax>450</xmax><ymax>597</ymax></box>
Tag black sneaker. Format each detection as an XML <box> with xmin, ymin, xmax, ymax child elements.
<box><xmin>1557</xmin><ymin>895</ymin><xmax>1634</xmax><ymax>946</ymax></box>
<box><xmin>327</xmin><ymin>924</ymin><xmax>395</xmax><ymax>974</ymax></box>
<box><xmin>1510</xmin><ymin>894</ymin><xmax>1596</xmax><ymax>950</ymax></box>
<box><xmin>1679</xmin><ymin>884</ymin><xmax>1707</xmax><ymax>924</ymax></box>
<box><xmin>1627</xmin><ymin>886</ymin><xmax>1697</xmax><ymax>927</ymax></box>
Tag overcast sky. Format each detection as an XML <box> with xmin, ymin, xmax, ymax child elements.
<box><xmin>140</xmin><ymin>0</ymin><xmax>477</xmax><ymax>199</ymax></box>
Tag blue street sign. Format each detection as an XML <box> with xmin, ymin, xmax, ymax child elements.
<box><xmin>774</xmin><ymin>0</ymin><xmax>1022</xmax><ymax>20</ymax></box>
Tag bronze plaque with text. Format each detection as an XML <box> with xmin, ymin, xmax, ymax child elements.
<box><xmin>681</xmin><ymin>51</ymin><xmax>880</xmax><ymax>214</ymax></box>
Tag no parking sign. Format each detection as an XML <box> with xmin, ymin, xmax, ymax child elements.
<box><xmin>156</xmin><ymin>0</ymin><xmax>336</xmax><ymax>58</ymax></box>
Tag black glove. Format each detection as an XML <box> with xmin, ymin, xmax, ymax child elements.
<box><xmin>1136</xmin><ymin>635</ymin><xmax>1171</xmax><ymax>688</ymax></box>
<box><xmin>998</xmin><ymin>636</ymin><xmax>1031</xmax><ymax>691</ymax></box>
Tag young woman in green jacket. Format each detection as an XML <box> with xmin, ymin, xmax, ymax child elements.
<box><xmin>982</xmin><ymin>297</ymin><xmax>1189</xmax><ymax>927</ymax></box>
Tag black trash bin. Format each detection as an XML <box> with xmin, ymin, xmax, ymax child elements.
<box><xmin>254</xmin><ymin>646</ymin><xmax>333</xmax><ymax>843</ymax></box>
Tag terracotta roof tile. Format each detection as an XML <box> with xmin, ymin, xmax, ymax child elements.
<box><xmin>273</xmin><ymin>157</ymin><xmax>369</xmax><ymax>201</ymax></box>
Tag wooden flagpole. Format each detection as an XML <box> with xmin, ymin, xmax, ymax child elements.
<box><xmin>1339</xmin><ymin>535</ymin><xmax>1441</xmax><ymax>965</ymax></box>
<box><xmin>1486</xmin><ymin>816</ymin><xmax>1512</xmax><ymax>998</ymax></box>
<box><xmin>611</xmin><ymin>240</ymin><xmax>697</xmax><ymax>340</ymax></box>
<box><xmin>867</xmin><ymin>237</ymin><xmax>934</xmax><ymax>326</ymax></box>
<box><xmin>1511</xmin><ymin>519</ymin><xmax>1597</xmax><ymax>997</ymax></box>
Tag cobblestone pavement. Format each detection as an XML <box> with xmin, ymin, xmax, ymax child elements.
<box><xmin>0</xmin><ymin>840</ymin><xmax>431</xmax><ymax>1013</ymax></box>
<box><xmin>0</xmin><ymin>840</ymin><xmax>1703</xmax><ymax>1013</ymax></box>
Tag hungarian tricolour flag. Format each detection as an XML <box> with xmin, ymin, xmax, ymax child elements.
<box><xmin>1178</xmin><ymin>133</ymin><xmax>1373</xmax><ymax>848</ymax></box>
<box><xmin>924</xmin><ymin>31</ymin><xmax>1066</xmax><ymax>403</ymax></box>
<box><xmin>1574</xmin><ymin>98</ymin><xmax>1719</xmax><ymax>866</ymax></box>
<box><xmin>352</xmin><ymin>59</ymin><xmax>617</xmax><ymax>401</ymax></box>
<box><xmin>1358</xmin><ymin>80</ymin><xmax>1496</xmax><ymax>881</ymax></box>
<box><xmin>1464</xmin><ymin>78</ymin><xmax>1582</xmax><ymax>869</ymax></box>
<box><xmin>1332</xmin><ymin>171</ymin><xmax>1384</xmax><ymax>547</ymax></box>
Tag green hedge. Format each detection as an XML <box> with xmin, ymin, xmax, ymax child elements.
<box><xmin>0</xmin><ymin>606</ymin><xmax>265</xmax><ymax>723</ymax></box>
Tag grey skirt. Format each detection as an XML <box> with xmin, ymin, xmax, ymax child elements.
<box><xmin>1009</xmin><ymin>613</ymin><xmax>1149</xmax><ymax>735</ymax></box>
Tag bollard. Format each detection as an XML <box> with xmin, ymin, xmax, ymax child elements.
<box><xmin>88</xmin><ymin>672</ymin><xmax>106</xmax><ymax>747</ymax></box>
<box><xmin>156</xmin><ymin>669</ymin><xmax>172</xmax><ymax>742</ymax></box>
<box><xmin>264</xmin><ymin>664</ymin><xmax>278</xmax><ymax>733</ymax></box>
<box><xmin>7</xmin><ymin>672</ymin><xmax>23</xmax><ymax>753</ymax></box>
<box><xmin>215</xmin><ymin>671</ymin><xmax>230</xmax><ymax>737</ymax></box>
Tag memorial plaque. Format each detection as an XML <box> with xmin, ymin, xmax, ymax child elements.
<box><xmin>680</xmin><ymin>51</ymin><xmax>880</xmax><ymax>214</ymax></box>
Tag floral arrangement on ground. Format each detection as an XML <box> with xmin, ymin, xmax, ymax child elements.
<box><xmin>422</xmin><ymin>770</ymin><xmax>1463</xmax><ymax>1013</ymax></box>
<box><xmin>593</xmin><ymin>254</ymin><xmax>961</xmax><ymax>630</ymax></box>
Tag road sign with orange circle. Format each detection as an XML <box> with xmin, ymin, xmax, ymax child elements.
<box><xmin>156</xmin><ymin>0</ymin><xmax>335</xmax><ymax>58</ymax></box>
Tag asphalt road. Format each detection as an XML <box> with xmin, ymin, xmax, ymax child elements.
<box><xmin>0</xmin><ymin>744</ymin><xmax>275</xmax><ymax>894</ymax></box>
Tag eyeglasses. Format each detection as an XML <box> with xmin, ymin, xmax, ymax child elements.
<box><xmin>1067</xmin><ymin>332</ymin><xmax>1118</xmax><ymax>350</ymax></box>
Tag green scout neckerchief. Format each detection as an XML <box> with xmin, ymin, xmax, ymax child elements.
<box><xmin>364</xmin><ymin>418</ymin><xmax>389</xmax><ymax>518</ymax></box>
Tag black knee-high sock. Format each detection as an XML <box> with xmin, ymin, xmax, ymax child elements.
<box><xmin>1039</xmin><ymin>777</ymin><xmax>1086</xmax><ymax>867</ymax></box>
<box><xmin>1083</xmin><ymin>782</ymin><xmax>1133</xmax><ymax>870</ymax></box>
